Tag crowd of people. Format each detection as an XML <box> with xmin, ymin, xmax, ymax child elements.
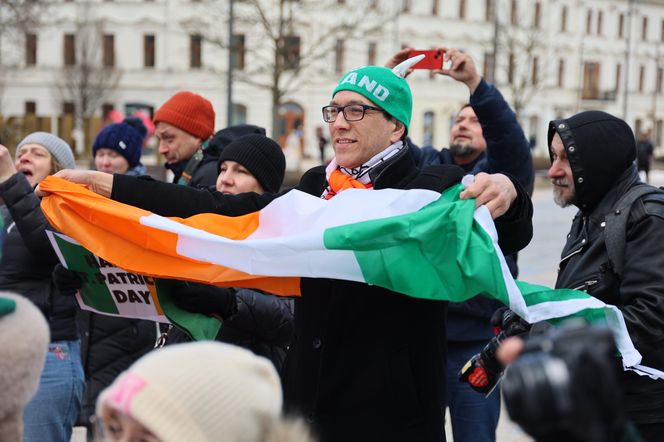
<box><xmin>0</xmin><ymin>46</ymin><xmax>662</xmax><ymax>442</ymax></box>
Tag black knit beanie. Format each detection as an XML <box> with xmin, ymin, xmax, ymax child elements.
<box><xmin>208</xmin><ymin>124</ymin><xmax>266</xmax><ymax>154</ymax></box>
<box><xmin>217</xmin><ymin>134</ymin><xmax>286</xmax><ymax>193</ymax></box>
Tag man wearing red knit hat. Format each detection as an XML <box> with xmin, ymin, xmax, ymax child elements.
<box><xmin>153</xmin><ymin>91</ymin><xmax>218</xmax><ymax>186</ymax></box>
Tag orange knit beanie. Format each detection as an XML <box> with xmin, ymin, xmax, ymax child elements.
<box><xmin>153</xmin><ymin>91</ymin><xmax>215</xmax><ymax>140</ymax></box>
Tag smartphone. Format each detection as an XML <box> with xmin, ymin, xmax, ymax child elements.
<box><xmin>407</xmin><ymin>49</ymin><xmax>444</xmax><ymax>70</ymax></box>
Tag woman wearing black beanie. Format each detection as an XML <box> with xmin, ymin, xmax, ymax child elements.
<box><xmin>167</xmin><ymin>134</ymin><xmax>293</xmax><ymax>371</ymax></box>
<box><xmin>215</xmin><ymin>134</ymin><xmax>286</xmax><ymax>194</ymax></box>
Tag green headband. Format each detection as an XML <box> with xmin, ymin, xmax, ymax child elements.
<box><xmin>332</xmin><ymin>65</ymin><xmax>412</xmax><ymax>131</ymax></box>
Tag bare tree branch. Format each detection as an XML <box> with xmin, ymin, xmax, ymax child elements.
<box><xmin>188</xmin><ymin>0</ymin><xmax>393</xmax><ymax>137</ymax></box>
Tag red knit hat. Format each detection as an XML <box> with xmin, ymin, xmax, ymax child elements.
<box><xmin>153</xmin><ymin>91</ymin><xmax>215</xmax><ymax>140</ymax></box>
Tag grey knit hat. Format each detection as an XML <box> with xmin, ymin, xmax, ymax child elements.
<box><xmin>16</xmin><ymin>132</ymin><xmax>76</xmax><ymax>169</ymax></box>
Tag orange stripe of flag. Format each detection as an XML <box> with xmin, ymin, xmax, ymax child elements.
<box><xmin>40</xmin><ymin>176</ymin><xmax>300</xmax><ymax>296</ymax></box>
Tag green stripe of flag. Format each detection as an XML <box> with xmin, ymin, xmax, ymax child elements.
<box><xmin>53</xmin><ymin>234</ymin><xmax>119</xmax><ymax>314</ymax></box>
<box><xmin>323</xmin><ymin>184</ymin><xmax>511</xmax><ymax>306</ymax></box>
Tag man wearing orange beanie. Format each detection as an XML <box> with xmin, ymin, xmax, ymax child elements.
<box><xmin>153</xmin><ymin>91</ymin><xmax>218</xmax><ymax>187</ymax></box>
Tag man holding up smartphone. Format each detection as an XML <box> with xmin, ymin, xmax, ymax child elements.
<box><xmin>387</xmin><ymin>47</ymin><xmax>534</xmax><ymax>442</ymax></box>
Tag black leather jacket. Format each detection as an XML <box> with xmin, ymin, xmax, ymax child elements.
<box><xmin>556</xmin><ymin>166</ymin><xmax>664</xmax><ymax>424</ymax></box>
<box><xmin>550</xmin><ymin>112</ymin><xmax>664</xmax><ymax>424</ymax></box>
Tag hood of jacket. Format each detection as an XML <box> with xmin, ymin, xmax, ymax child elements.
<box><xmin>548</xmin><ymin>110</ymin><xmax>636</xmax><ymax>212</ymax></box>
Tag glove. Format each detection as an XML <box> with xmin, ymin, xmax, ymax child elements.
<box><xmin>490</xmin><ymin>307</ymin><xmax>531</xmax><ymax>337</ymax></box>
<box><xmin>171</xmin><ymin>282</ymin><xmax>237</xmax><ymax>318</ymax></box>
<box><xmin>52</xmin><ymin>263</ymin><xmax>83</xmax><ymax>295</ymax></box>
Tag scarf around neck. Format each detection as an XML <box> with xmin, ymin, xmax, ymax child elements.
<box><xmin>322</xmin><ymin>141</ymin><xmax>403</xmax><ymax>199</ymax></box>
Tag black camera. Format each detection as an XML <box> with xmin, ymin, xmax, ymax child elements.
<box><xmin>501</xmin><ymin>321</ymin><xmax>629</xmax><ymax>442</ymax></box>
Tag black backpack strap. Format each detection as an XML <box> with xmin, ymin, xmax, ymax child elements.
<box><xmin>604</xmin><ymin>184</ymin><xmax>664</xmax><ymax>278</ymax></box>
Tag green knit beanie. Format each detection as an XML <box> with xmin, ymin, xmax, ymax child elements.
<box><xmin>0</xmin><ymin>297</ymin><xmax>16</xmax><ymax>317</ymax></box>
<box><xmin>332</xmin><ymin>65</ymin><xmax>412</xmax><ymax>132</ymax></box>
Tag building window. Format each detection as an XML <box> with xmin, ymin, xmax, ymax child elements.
<box><xmin>402</xmin><ymin>0</ymin><xmax>410</xmax><ymax>13</ymax></box>
<box><xmin>25</xmin><ymin>101</ymin><xmax>36</xmax><ymax>114</ymax></box>
<box><xmin>486</xmin><ymin>0</ymin><xmax>494</xmax><ymax>22</ymax></box>
<box><xmin>615</xmin><ymin>63</ymin><xmax>622</xmax><ymax>92</ymax></box>
<box><xmin>368</xmin><ymin>42</ymin><xmax>377</xmax><ymax>65</ymax></box>
<box><xmin>279</xmin><ymin>35</ymin><xmax>300</xmax><ymax>70</ymax></box>
<box><xmin>510</xmin><ymin>0</ymin><xmax>517</xmax><ymax>26</ymax></box>
<box><xmin>102</xmin><ymin>103</ymin><xmax>115</xmax><ymax>119</ymax></box>
<box><xmin>661</xmin><ymin>19</ymin><xmax>664</xmax><ymax>42</ymax></box>
<box><xmin>432</xmin><ymin>0</ymin><xmax>439</xmax><ymax>16</ymax></box>
<box><xmin>64</xmin><ymin>33</ymin><xmax>76</xmax><ymax>66</ymax></box>
<box><xmin>533</xmin><ymin>2</ymin><xmax>541</xmax><ymax>29</ymax></box>
<box><xmin>557</xmin><ymin>59</ymin><xmax>565</xmax><ymax>88</ymax></box>
<box><xmin>528</xmin><ymin>116</ymin><xmax>539</xmax><ymax>149</ymax></box>
<box><xmin>144</xmin><ymin>34</ymin><xmax>155</xmax><ymax>68</ymax></box>
<box><xmin>459</xmin><ymin>0</ymin><xmax>466</xmax><ymax>19</ymax></box>
<box><xmin>657</xmin><ymin>119</ymin><xmax>663</xmax><ymax>146</ymax></box>
<box><xmin>597</xmin><ymin>11</ymin><xmax>603</xmax><ymax>35</ymax></box>
<box><xmin>423</xmin><ymin>111</ymin><xmax>435</xmax><ymax>146</ymax></box>
<box><xmin>561</xmin><ymin>6</ymin><xmax>568</xmax><ymax>32</ymax></box>
<box><xmin>582</xmin><ymin>61</ymin><xmax>600</xmax><ymax>99</ymax></box>
<box><xmin>586</xmin><ymin>10</ymin><xmax>592</xmax><ymax>34</ymax></box>
<box><xmin>642</xmin><ymin>16</ymin><xmax>648</xmax><ymax>41</ymax></box>
<box><xmin>532</xmin><ymin>57</ymin><xmax>539</xmax><ymax>85</ymax></box>
<box><xmin>483</xmin><ymin>52</ymin><xmax>495</xmax><ymax>84</ymax></box>
<box><xmin>63</xmin><ymin>102</ymin><xmax>75</xmax><ymax>114</ymax></box>
<box><xmin>619</xmin><ymin>14</ymin><xmax>625</xmax><ymax>38</ymax></box>
<box><xmin>103</xmin><ymin>34</ymin><xmax>114</xmax><ymax>67</ymax></box>
<box><xmin>231</xmin><ymin>34</ymin><xmax>245</xmax><ymax>70</ymax></box>
<box><xmin>190</xmin><ymin>34</ymin><xmax>202</xmax><ymax>68</ymax></box>
<box><xmin>25</xmin><ymin>33</ymin><xmax>37</xmax><ymax>66</ymax></box>
<box><xmin>657</xmin><ymin>67</ymin><xmax>663</xmax><ymax>94</ymax></box>
<box><xmin>639</xmin><ymin>64</ymin><xmax>645</xmax><ymax>92</ymax></box>
<box><xmin>334</xmin><ymin>39</ymin><xmax>344</xmax><ymax>73</ymax></box>
<box><xmin>231</xmin><ymin>103</ymin><xmax>247</xmax><ymax>126</ymax></box>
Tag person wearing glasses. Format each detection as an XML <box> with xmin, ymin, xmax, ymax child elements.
<box><xmin>42</xmin><ymin>59</ymin><xmax>533</xmax><ymax>442</ymax></box>
<box><xmin>386</xmin><ymin>48</ymin><xmax>534</xmax><ymax>442</ymax></box>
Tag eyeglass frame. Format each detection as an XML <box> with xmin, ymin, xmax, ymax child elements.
<box><xmin>321</xmin><ymin>103</ymin><xmax>387</xmax><ymax>123</ymax></box>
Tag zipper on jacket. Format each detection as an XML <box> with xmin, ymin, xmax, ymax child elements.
<box><xmin>559</xmin><ymin>216</ymin><xmax>588</xmax><ymax>265</ymax></box>
<box><xmin>571</xmin><ymin>279</ymin><xmax>599</xmax><ymax>292</ymax></box>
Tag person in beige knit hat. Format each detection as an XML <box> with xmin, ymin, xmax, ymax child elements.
<box><xmin>0</xmin><ymin>292</ymin><xmax>50</xmax><ymax>442</ymax></box>
<box><xmin>95</xmin><ymin>341</ymin><xmax>315</xmax><ymax>442</ymax></box>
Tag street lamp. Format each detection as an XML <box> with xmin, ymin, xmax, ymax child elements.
<box><xmin>226</xmin><ymin>0</ymin><xmax>235</xmax><ymax>127</ymax></box>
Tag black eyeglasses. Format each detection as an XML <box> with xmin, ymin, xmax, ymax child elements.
<box><xmin>322</xmin><ymin>104</ymin><xmax>385</xmax><ymax>123</ymax></box>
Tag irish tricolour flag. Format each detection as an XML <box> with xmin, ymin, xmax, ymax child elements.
<box><xmin>39</xmin><ymin>176</ymin><xmax>662</xmax><ymax>378</ymax></box>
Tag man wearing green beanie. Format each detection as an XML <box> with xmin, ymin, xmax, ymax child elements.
<box><xmin>44</xmin><ymin>57</ymin><xmax>534</xmax><ymax>442</ymax></box>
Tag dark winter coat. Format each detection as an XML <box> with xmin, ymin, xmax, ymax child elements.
<box><xmin>167</xmin><ymin>288</ymin><xmax>294</xmax><ymax>371</ymax></box>
<box><xmin>77</xmin><ymin>313</ymin><xmax>156</xmax><ymax>425</ymax></box>
<box><xmin>109</xmin><ymin>143</ymin><xmax>533</xmax><ymax>442</ymax></box>
<box><xmin>166</xmin><ymin>147</ymin><xmax>221</xmax><ymax>188</ymax></box>
<box><xmin>167</xmin><ymin>124</ymin><xmax>267</xmax><ymax>188</ymax></box>
<box><xmin>549</xmin><ymin>111</ymin><xmax>664</xmax><ymax>424</ymax></box>
<box><xmin>0</xmin><ymin>172</ymin><xmax>78</xmax><ymax>341</ymax></box>
<box><xmin>411</xmin><ymin>78</ymin><xmax>534</xmax><ymax>341</ymax></box>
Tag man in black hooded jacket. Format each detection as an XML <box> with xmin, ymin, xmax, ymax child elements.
<box><xmin>547</xmin><ymin>110</ymin><xmax>664</xmax><ymax>441</ymax></box>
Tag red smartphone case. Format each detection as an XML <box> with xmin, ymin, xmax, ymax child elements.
<box><xmin>407</xmin><ymin>50</ymin><xmax>444</xmax><ymax>70</ymax></box>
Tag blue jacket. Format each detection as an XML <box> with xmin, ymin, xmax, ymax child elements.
<box><xmin>411</xmin><ymin>78</ymin><xmax>534</xmax><ymax>341</ymax></box>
